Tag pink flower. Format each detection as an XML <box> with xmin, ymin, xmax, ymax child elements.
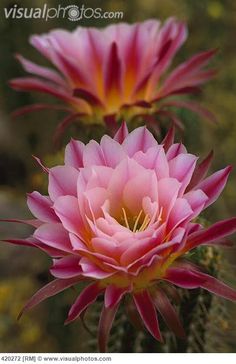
<box><xmin>10</xmin><ymin>18</ymin><xmax>216</xmax><ymax>139</ymax></box>
<box><xmin>3</xmin><ymin>124</ymin><xmax>236</xmax><ymax>352</ymax></box>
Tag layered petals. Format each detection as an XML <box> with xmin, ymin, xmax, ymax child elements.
<box><xmin>3</xmin><ymin>124</ymin><xmax>236</xmax><ymax>351</ymax></box>
<box><xmin>11</xmin><ymin>19</ymin><xmax>216</xmax><ymax>137</ymax></box>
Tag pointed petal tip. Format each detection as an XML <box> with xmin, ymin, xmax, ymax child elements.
<box><xmin>32</xmin><ymin>155</ymin><xmax>49</xmax><ymax>173</ymax></box>
<box><xmin>113</xmin><ymin>121</ymin><xmax>129</xmax><ymax>143</ymax></box>
<box><xmin>64</xmin><ymin>318</ymin><xmax>71</xmax><ymax>326</ymax></box>
<box><xmin>161</xmin><ymin>125</ymin><xmax>176</xmax><ymax>151</ymax></box>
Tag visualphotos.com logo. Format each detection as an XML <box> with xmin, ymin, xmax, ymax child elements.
<box><xmin>4</xmin><ymin>4</ymin><xmax>124</xmax><ymax>21</ymax></box>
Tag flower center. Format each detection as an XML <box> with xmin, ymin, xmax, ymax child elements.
<box><xmin>121</xmin><ymin>208</ymin><xmax>150</xmax><ymax>232</ymax></box>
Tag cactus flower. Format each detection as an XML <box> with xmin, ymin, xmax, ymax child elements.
<box><xmin>10</xmin><ymin>18</ymin><xmax>216</xmax><ymax>139</ymax></box>
<box><xmin>3</xmin><ymin>124</ymin><xmax>236</xmax><ymax>352</ymax></box>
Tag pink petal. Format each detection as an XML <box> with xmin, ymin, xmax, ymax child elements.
<box><xmin>65</xmin><ymin>139</ymin><xmax>85</xmax><ymax>168</ymax></box>
<box><xmin>168</xmin><ymin>263</ymin><xmax>236</xmax><ymax>302</ymax></box>
<box><xmin>50</xmin><ymin>256</ymin><xmax>81</xmax><ymax>279</ymax></box>
<box><xmin>91</xmin><ymin>237</ymin><xmax>118</xmax><ymax>258</ymax></box>
<box><xmin>197</xmin><ymin>271</ymin><xmax>236</xmax><ymax>301</ymax></box>
<box><xmin>32</xmin><ymin>155</ymin><xmax>49</xmax><ymax>173</ymax></box>
<box><xmin>2</xmin><ymin>237</ymin><xmax>66</xmax><ymax>257</ymax></box>
<box><xmin>123</xmin><ymin>171</ymin><xmax>158</xmax><ymax>214</ymax></box>
<box><xmin>27</xmin><ymin>191</ymin><xmax>59</xmax><ymax>223</ymax></box>
<box><xmin>197</xmin><ymin>166</ymin><xmax>232</xmax><ymax>209</ymax></box>
<box><xmin>51</xmin><ymin>48</ymin><xmax>91</xmax><ymax>87</ymax></box>
<box><xmin>84</xmin><ymin>187</ymin><xmax>108</xmax><ymax>218</ymax></box>
<box><xmin>183</xmin><ymin>189</ymin><xmax>208</xmax><ymax>219</ymax></box>
<box><xmin>120</xmin><ymin>224</ymin><xmax>166</xmax><ymax>266</ymax></box>
<box><xmin>161</xmin><ymin>126</ymin><xmax>175</xmax><ymax>152</ymax></box>
<box><xmin>114</xmin><ymin>122</ymin><xmax>129</xmax><ymax>144</ymax></box>
<box><xmin>34</xmin><ymin>223</ymin><xmax>73</xmax><ymax>253</ymax></box>
<box><xmin>104</xmin><ymin>285</ymin><xmax>128</xmax><ymax>308</ymax></box>
<box><xmin>186</xmin><ymin>217</ymin><xmax>236</xmax><ymax>250</ymax></box>
<box><xmin>70</xmin><ymin>234</ymin><xmax>118</xmax><ymax>267</ymax></box>
<box><xmin>147</xmin><ymin>20</ymin><xmax>187</xmax><ymax>88</ymax></box>
<box><xmin>65</xmin><ymin>283</ymin><xmax>103</xmax><ymax>324</ymax></box>
<box><xmin>125</xmin><ymin>299</ymin><xmax>144</xmax><ymax>330</ymax></box>
<box><xmin>187</xmin><ymin>150</ymin><xmax>214</xmax><ymax>191</ymax></box>
<box><xmin>9</xmin><ymin>77</ymin><xmax>74</xmax><ymax>103</ymax></box>
<box><xmin>166</xmin><ymin>143</ymin><xmax>187</xmax><ymax>161</ymax></box>
<box><xmin>12</xmin><ymin>103</ymin><xmax>70</xmax><ymax>118</ymax></box>
<box><xmin>80</xmin><ymin>257</ymin><xmax>114</xmax><ymax>279</ymax></box>
<box><xmin>18</xmin><ymin>277</ymin><xmax>80</xmax><ymax>319</ymax></box>
<box><xmin>83</xmin><ymin>140</ymin><xmax>105</xmax><ymax>167</ymax></box>
<box><xmin>16</xmin><ymin>54</ymin><xmax>66</xmax><ymax>86</ymax></box>
<box><xmin>158</xmin><ymin>178</ymin><xmax>181</xmax><ymax>219</ymax></box>
<box><xmin>133</xmin><ymin>290</ymin><xmax>162</xmax><ymax>341</ymax></box>
<box><xmin>160</xmin><ymin>49</ymin><xmax>217</xmax><ymax>97</ymax></box>
<box><xmin>48</xmin><ymin>166</ymin><xmax>78</xmax><ymax>201</ymax></box>
<box><xmin>164</xmin><ymin>267</ymin><xmax>207</xmax><ymax>288</ymax></box>
<box><xmin>127</xmin><ymin>239</ymin><xmax>180</xmax><ymax>275</ymax></box>
<box><xmin>107</xmin><ymin>158</ymin><xmax>145</xmax><ymax>213</ymax></box>
<box><xmin>134</xmin><ymin>146</ymin><xmax>169</xmax><ymax>179</ymax></box>
<box><xmin>122</xmin><ymin>126</ymin><xmax>157</xmax><ymax>157</ymax></box>
<box><xmin>168</xmin><ymin>153</ymin><xmax>198</xmax><ymax>194</ymax></box>
<box><xmin>152</xmin><ymin>288</ymin><xmax>185</xmax><ymax>338</ymax></box>
<box><xmin>167</xmin><ymin>198</ymin><xmax>193</xmax><ymax>231</ymax></box>
<box><xmin>53</xmin><ymin>196</ymin><xmax>84</xmax><ymax>237</ymax></box>
<box><xmin>100</xmin><ymin>135</ymin><xmax>126</xmax><ymax>168</ymax></box>
<box><xmin>73</xmin><ymin>88</ymin><xmax>104</xmax><ymax>107</ymax></box>
<box><xmin>1</xmin><ymin>237</ymin><xmax>37</xmax><ymax>248</ymax></box>
<box><xmin>85</xmin><ymin>166</ymin><xmax>113</xmax><ymax>190</ymax></box>
<box><xmin>104</xmin><ymin>42</ymin><xmax>122</xmax><ymax>96</ymax></box>
<box><xmin>1</xmin><ymin>218</ymin><xmax>41</xmax><ymax>228</ymax></box>
<box><xmin>98</xmin><ymin>304</ymin><xmax>119</xmax><ymax>353</ymax></box>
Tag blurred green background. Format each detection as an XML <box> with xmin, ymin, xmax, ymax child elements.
<box><xmin>0</xmin><ymin>0</ymin><xmax>236</xmax><ymax>353</ymax></box>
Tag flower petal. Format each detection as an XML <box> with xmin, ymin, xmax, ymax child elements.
<box><xmin>164</xmin><ymin>267</ymin><xmax>206</xmax><ymax>288</ymax></box>
<box><xmin>18</xmin><ymin>277</ymin><xmax>80</xmax><ymax>319</ymax></box>
<box><xmin>114</xmin><ymin>122</ymin><xmax>129</xmax><ymax>144</ymax></box>
<box><xmin>197</xmin><ymin>166</ymin><xmax>232</xmax><ymax>209</ymax></box>
<box><xmin>65</xmin><ymin>139</ymin><xmax>85</xmax><ymax>169</ymax></box>
<box><xmin>152</xmin><ymin>288</ymin><xmax>185</xmax><ymax>338</ymax></box>
<box><xmin>50</xmin><ymin>256</ymin><xmax>82</xmax><ymax>279</ymax></box>
<box><xmin>158</xmin><ymin>178</ymin><xmax>181</xmax><ymax>219</ymax></box>
<box><xmin>27</xmin><ymin>191</ymin><xmax>59</xmax><ymax>223</ymax></box>
<box><xmin>65</xmin><ymin>283</ymin><xmax>103</xmax><ymax>324</ymax></box>
<box><xmin>48</xmin><ymin>166</ymin><xmax>78</xmax><ymax>201</ymax></box>
<box><xmin>80</xmin><ymin>257</ymin><xmax>114</xmax><ymax>279</ymax></box>
<box><xmin>104</xmin><ymin>285</ymin><xmax>129</xmax><ymax>308</ymax></box>
<box><xmin>186</xmin><ymin>217</ymin><xmax>236</xmax><ymax>251</ymax></box>
<box><xmin>53</xmin><ymin>196</ymin><xmax>84</xmax><ymax>237</ymax></box>
<box><xmin>133</xmin><ymin>290</ymin><xmax>162</xmax><ymax>341</ymax></box>
<box><xmin>98</xmin><ymin>304</ymin><xmax>119</xmax><ymax>353</ymax></box>
<box><xmin>34</xmin><ymin>223</ymin><xmax>72</xmax><ymax>253</ymax></box>
<box><xmin>168</xmin><ymin>153</ymin><xmax>198</xmax><ymax>194</ymax></box>
<box><xmin>100</xmin><ymin>135</ymin><xmax>126</xmax><ymax>168</ymax></box>
<box><xmin>122</xmin><ymin>127</ymin><xmax>157</xmax><ymax>157</ymax></box>
<box><xmin>187</xmin><ymin>150</ymin><xmax>214</xmax><ymax>191</ymax></box>
<box><xmin>183</xmin><ymin>189</ymin><xmax>208</xmax><ymax>219</ymax></box>
<box><xmin>197</xmin><ymin>271</ymin><xmax>236</xmax><ymax>301</ymax></box>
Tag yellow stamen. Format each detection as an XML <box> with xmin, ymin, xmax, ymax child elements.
<box><xmin>122</xmin><ymin>207</ymin><xmax>130</xmax><ymax>229</ymax></box>
<box><xmin>138</xmin><ymin>214</ymin><xmax>150</xmax><ymax>232</ymax></box>
<box><xmin>133</xmin><ymin>210</ymin><xmax>143</xmax><ymax>232</ymax></box>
